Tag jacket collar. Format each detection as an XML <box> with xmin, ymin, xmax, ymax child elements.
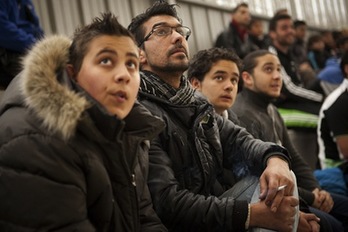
<box><xmin>240</xmin><ymin>88</ymin><xmax>274</xmax><ymax>110</ymax></box>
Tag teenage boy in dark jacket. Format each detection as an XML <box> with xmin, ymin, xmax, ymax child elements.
<box><xmin>0</xmin><ymin>13</ymin><xmax>166</xmax><ymax>231</ymax></box>
<box><xmin>128</xmin><ymin>1</ymin><xmax>299</xmax><ymax>231</ymax></box>
<box><xmin>188</xmin><ymin>47</ymin><xmax>327</xmax><ymax>232</ymax></box>
<box><xmin>232</xmin><ymin>50</ymin><xmax>347</xmax><ymax>231</ymax></box>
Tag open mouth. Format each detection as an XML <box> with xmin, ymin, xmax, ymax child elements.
<box><xmin>220</xmin><ymin>95</ymin><xmax>232</xmax><ymax>100</ymax></box>
<box><xmin>112</xmin><ymin>91</ymin><xmax>128</xmax><ymax>102</ymax></box>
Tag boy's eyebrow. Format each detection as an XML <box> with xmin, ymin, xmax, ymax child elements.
<box><xmin>126</xmin><ymin>51</ymin><xmax>139</xmax><ymax>59</ymax></box>
<box><xmin>96</xmin><ymin>48</ymin><xmax>139</xmax><ymax>59</ymax></box>
<box><xmin>262</xmin><ymin>62</ymin><xmax>282</xmax><ymax>67</ymax></box>
<box><xmin>262</xmin><ymin>62</ymin><xmax>276</xmax><ymax>66</ymax></box>
<box><xmin>214</xmin><ymin>70</ymin><xmax>239</xmax><ymax>77</ymax></box>
<box><xmin>96</xmin><ymin>48</ymin><xmax>117</xmax><ymax>57</ymax></box>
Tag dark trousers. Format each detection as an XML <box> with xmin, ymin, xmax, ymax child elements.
<box><xmin>330</xmin><ymin>193</ymin><xmax>348</xmax><ymax>231</ymax></box>
<box><xmin>309</xmin><ymin>207</ymin><xmax>344</xmax><ymax>232</ymax></box>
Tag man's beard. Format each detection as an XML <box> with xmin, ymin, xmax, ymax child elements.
<box><xmin>278</xmin><ymin>37</ymin><xmax>294</xmax><ymax>47</ymax></box>
<box><xmin>152</xmin><ymin>60</ymin><xmax>189</xmax><ymax>73</ymax></box>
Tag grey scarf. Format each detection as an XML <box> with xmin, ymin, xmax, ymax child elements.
<box><xmin>139</xmin><ymin>70</ymin><xmax>195</xmax><ymax>105</ymax></box>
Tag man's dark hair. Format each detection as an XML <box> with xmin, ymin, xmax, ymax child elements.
<box><xmin>340</xmin><ymin>51</ymin><xmax>348</xmax><ymax>76</ymax></box>
<box><xmin>127</xmin><ymin>0</ymin><xmax>182</xmax><ymax>47</ymax></box>
<box><xmin>247</xmin><ymin>18</ymin><xmax>262</xmax><ymax>30</ymax></box>
<box><xmin>232</xmin><ymin>2</ymin><xmax>248</xmax><ymax>14</ymax></box>
<box><xmin>69</xmin><ymin>12</ymin><xmax>134</xmax><ymax>73</ymax></box>
<box><xmin>273</xmin><ymin>8</ymin><xmax>288</xmax><ymax>16</ymax></box>
<box><xmin>187</xmin><ymin>47</ymin><xmax>242</xmax><ymax>82</ymax></box>
<box><xmin>268</xmin><ymin>14</ymin><xmax>292</xmax><ymax>32</ymax></box>
<box><xmin>293</xmin><ymin>20</ymin><xmax>306</xmax><ymax>29</ymax></box>
<box><xmin>242</xmin><ymin>49</ymin><xmax>274</xmax><ymax>75</ymax></box>
<box><xmin>337</xmin><ymin>36</ymin><xmax>348</xmax><ymax>49</ymax></box>
<box><xmin>307</xmin><ymin>34</ymin><xmax>323</xmax><ymax>51</ymax></box>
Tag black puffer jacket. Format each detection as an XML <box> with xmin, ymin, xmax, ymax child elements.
<box><xmin>138</xmin><ymin>84</ymin><xmax>290</xmax><ymax>232</ymax></box>
<box><xmin>0</xmin><ymin>36</ymin><xmax>167</xmax><ymax>231</ymax></box>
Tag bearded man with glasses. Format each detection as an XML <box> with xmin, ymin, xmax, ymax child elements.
<box><xmin>128</xmin><ymin>1</ymin><xmax>300</xmax><ymax>231</ymax></box>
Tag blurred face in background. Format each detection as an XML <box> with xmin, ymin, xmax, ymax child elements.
<box><xmin>233</xmin><ymin>5</ymin><xmax>251</xmax><ymax>27</ymax></box>
<box><xmin>270</xmin><ymin>18</ymin><xmax>295</xmax><ymax>48</ymax></box>
<box><xmin>294</xmin><ymin>24</ymin><xmax>307</xmax><ymax>40</ymax></box>
<box><xmin>249</xmin><ymin>19</ymin><xmax>264</xmax><ymax>38</ymax></box>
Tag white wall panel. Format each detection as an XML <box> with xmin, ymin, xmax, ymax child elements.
<box><xmin>51</xmin><ymin>0</ymin><xmax>81</xmax><ymax>36</ymax></box>
<box><xmin>207</xmin><ymin>9</ymin><xmax>225</xmax><ymax>46</ymax></box>
<box><xmin>108</xmin><ymin>0</ymin><xmax>132</xmax><ymax>27</ymax></box>
<box><xmin>80</xmin><ymin>0</ymin><xmax>107</xmax><ymax>25</ymax></box>
<box><xmin>176</xmin><ymin>2</ymin><xmax>197</xmax><ymax>56</ymax></box>
<box><xmin>32</xmin><ymin>0</ymin><xmax>52</xmax><ymax>35</ymax></box>
<box><xmin>190</xmin><ymin>6</ymin><xmax>212</xmax><ymax>51</ymax></box>
<box><xmin>129</xmin><ymin>0</ymin><xmax>153</xmax><ymax>16</ymax></box>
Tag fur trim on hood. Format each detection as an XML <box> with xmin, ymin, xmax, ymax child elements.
<box><xmin>20</xmin><ymin>35</ymin><xmax>89</xmax><ymax>140</ymax></box>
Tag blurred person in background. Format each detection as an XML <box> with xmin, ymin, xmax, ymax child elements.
<box><xmin>0</xmin><ymin>0</ymin><xmax>44</xmax><ymax>89</ymax></box>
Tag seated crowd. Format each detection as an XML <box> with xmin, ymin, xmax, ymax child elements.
<box><xmin>0</xmin><ymin>0</ymin><xmax>348</xmax><ymax>231</ymax></box>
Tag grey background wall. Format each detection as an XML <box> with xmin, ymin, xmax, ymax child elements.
<box><xmin>31</xmin><ymin>0</ymin><xmax>348</xmax><ymax>57</ymax></box>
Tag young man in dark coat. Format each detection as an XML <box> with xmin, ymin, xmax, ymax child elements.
<box><xmin>187</xmin><ymin>47</ymin><xmax>328</xmax><ymax>232</ymax></box>
<box><xmin>0</xmin><ymin>13</ymin><xmax>167</xmax><ymax>231</ymax></box>
<box><xmin>232</xmin><ymin>50</ymin><xmax>347</xmax><ymax>231</ymax></box>
<box><xmin>128</xmin><ymin>1</ymin><xmax>299</xmax><ymax>231</ymax></box>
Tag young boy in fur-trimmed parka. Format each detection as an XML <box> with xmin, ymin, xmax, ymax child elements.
<box><xmin>0</xmin><ymin>13</ymin><xmax>167</xmax><ymax>232</ymax></box>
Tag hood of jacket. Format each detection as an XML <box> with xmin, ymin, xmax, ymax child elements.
<box><xmin>0</xmin><ymin>35</ymin><xmax>164</xmax><ymax>141</ymax></box>
<box><xmin>0</xmin><ymin>35</ymin><xmax>89</xmax><ymax>140</ymax></box>
<box><xmin>19</xmin><ymin>35</ymin><xmax>89</xmax><ymax>140</ymax></box>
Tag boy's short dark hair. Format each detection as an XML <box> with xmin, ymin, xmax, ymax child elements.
<box><xmin>269</xmin><ymin>14</ymin><xmax>292</xmax><ymax>32</ymax></box>
<box><xmin>187</xmin><ymin>47</ymin><xmax>242</xmax><ymax>82</ymax></box>
<box><xmin>127</xmin><ymin>0</ymin><xmax>182</xmax><ymax>47</ymax></box>
<box><xmin>69</xmin><ymin>12</ymin><xmax>135</xmax><ymax>72</ymax></box>
<box><xmin>69</xmin><ymin>12</ymin><xmax>134</xmax><ymax>73</ymax></box>
<box><xmin>242</xmin><ymin>50</ymin><xmax>274</xmax><ymax>75</ymax></box>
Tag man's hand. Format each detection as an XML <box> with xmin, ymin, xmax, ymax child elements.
<box><xmin>312</xmin><ymin>188</ymin><xmax>334</xmax><ymax>213</ymax></box>
<box><xmin>297</xmin><ymin>211</ymin><xmax>320</xmax><ymax>232</ymax></box>
<box><xmin>250</xmin><ymin>196</ymin><xmax>299</xmax><ymax>232</ymax></box>
<box><xmin>259</xmin><ymin>156</ymin><xmax>295</xmax><ymax>212</ymax></box>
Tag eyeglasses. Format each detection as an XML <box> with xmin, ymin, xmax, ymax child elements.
<box><xmin>138</xmin><ymin>25</ymin><xmax>191</xmax><ymax>47</ymax></box>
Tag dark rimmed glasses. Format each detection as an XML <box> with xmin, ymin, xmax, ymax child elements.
<box><xmin>138</xmin><ymin>25</ymin><xmax>191</xmax><ymax>47</ymax></box>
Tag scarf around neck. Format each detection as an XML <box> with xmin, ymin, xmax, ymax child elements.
<box><xmin>231</xmin><ymin>19</ymin><xmax>247</xmax><ymax>42</ymax></box>
<box><xmin>139</xmin><ymin>70</ymin><xmax>195</xmax><ymax>105</ymax></box>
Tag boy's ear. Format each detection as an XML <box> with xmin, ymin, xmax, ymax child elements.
<box><xmin>66</xmin><ymin>64</ymin><xmax>76</xmax><ymax>81</ymax></box>
<box><xmin>242</xmin><ymin>71</ymin><xmax>253</xmax><ymax>87</ymax></box>
<box><xmin>190</xmin><ymin>77</ymin><xmax>201</xmax><ymax>90</ymax></box>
